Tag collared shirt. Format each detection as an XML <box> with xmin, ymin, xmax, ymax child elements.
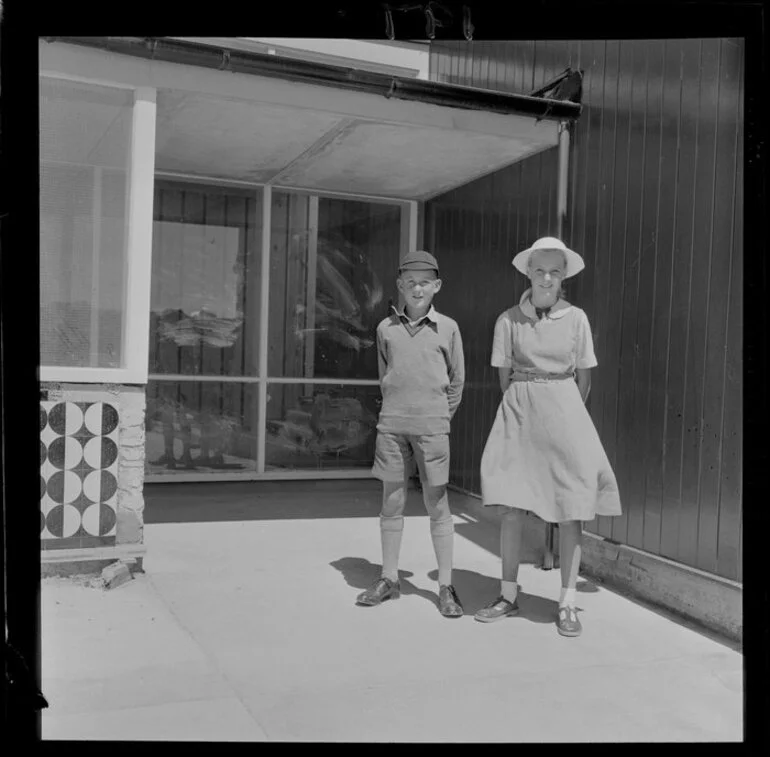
<box><xmin>375</xmin><ymin>305</ymin><xmax>465</xmax><ymax>435</ymax></box>
<box><xmin>491</xmin><ymin>288</ymin><xmax>597</xmax><ymax>374</ymax></box>
<box><xmin>517</xmin><ymin>288</ymin><xmax>572</xmax><ymax>322</ymax></box>
<box><xmin>390</xmin><ymin>304</ymin><xmax>439</xmax><ymax>335</ymax></box>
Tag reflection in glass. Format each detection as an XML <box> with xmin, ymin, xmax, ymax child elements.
<box><xmin>40</xmin><ymin>78</ymin><xmax>133</xmax><ymax>368</ymax></box>
<box><xmin>145</xmin><ymin>381</ymin><xmax>259</xmax><ymax>475</ymax></box>
<box><xmin>265</xmin><ymin>383</ymin><xmax>381</xmax><ymax>471</ymax></box>
<box><xmin>149</xmin><ymin>182</ymin><xmax>261</xmax><ymax>377</ymax></box>
<box><xmin>269</xmin><ymin>193</ymin><xmax>401</xmax><ymax>380</ymax></box>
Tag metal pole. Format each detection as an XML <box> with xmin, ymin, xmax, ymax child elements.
<box><xmin>256</xmin><ymin>185</ymin><xmax>272</xmax><ymax>474</ymax></box>
<box><xmin>304</xmin><ymin>196</ymin><xmax>319</xmax><ymax>397</ymax></box>
<box><xmin>556</xmin><ymin>120</ymin><xmax>570</xmax><ymax>238</ymax></box>
<box><xmin>543</xmin><ymin>120</ymin><xmax>571</xmax><ymax>571</ymax></box>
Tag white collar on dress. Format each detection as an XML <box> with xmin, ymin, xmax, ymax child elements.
<box><xmin>518</xmin><ymin>288</ymin><xmax>572</xmax><ymax>321</ymax></box>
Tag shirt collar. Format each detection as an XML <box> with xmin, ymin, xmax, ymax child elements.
<box><xmin>391</xmin><ymin>304</ymin><xmax>439</xmax><ymax>324</ymax></box>
<box><xmin>518</xmin><ymin>288</ymin><xmax>572</xmax><ymax>321</ymax></box>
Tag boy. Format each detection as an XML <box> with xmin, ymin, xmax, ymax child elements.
<box><xmin>356</xmin><ymin>250</ymin><xmax>466</xmax><ymax>617</ymax></box>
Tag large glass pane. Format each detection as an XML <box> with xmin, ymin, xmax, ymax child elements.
<box><xmin>149</xmin><ymin>181</ymin><xmax>262</xmax><ymax>377</ymax></box>
<box><xmin>145</xmin><ymin>380</ymin><xmax>260</xmax><ymax>475</ymax></box>
<box><xmin>40</xmin><ymin>78</ymin><xmax>133</xmax><ymax>368</ymax></box>
<box><xmin>268</xmin><ymin>193</ymin><xmax>401</xmax><ymax>380</ymax></box>
<box><xmin>265</xmin><ymin>383</ymin><xmax>381</xmax><ymax>471</ymax></box>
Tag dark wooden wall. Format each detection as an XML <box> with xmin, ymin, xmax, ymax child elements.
<box><xmin>426</xmin><ymin>39</ymin><xmax>743</xmax><ymax>582</ymax></box>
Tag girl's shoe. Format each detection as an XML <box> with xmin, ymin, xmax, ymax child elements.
<box><xmin>356</xmin><ymin>577</ymin><xmax>401</xmax><ymax>606</ymax></box>
<box><xmin>556</xmin><ymin>605</ymin><xmax>582</xmax><ymax>637</ymax></box>
<box><xmin>474</xmin><ymin>596</ymin><xmax>520</xmax><ymax>623</ymax></box>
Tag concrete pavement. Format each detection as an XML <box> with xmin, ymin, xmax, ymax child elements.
<box><xmin>41</xmin><ymin>482</ymin><xmax>743</xmax><ymax>742</ymax></box>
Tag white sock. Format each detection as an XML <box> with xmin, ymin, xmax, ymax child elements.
<box><xmin>501</xmin><ymin>580</ymin><xmax>518</xmax><ymax>603</ymax></box>
<box><xmin>559</xmin><ymin>587</ymin><xmax>576</xmax><ymax>608</ymax></box>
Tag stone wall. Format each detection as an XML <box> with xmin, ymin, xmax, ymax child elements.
<box><xmin>40</xmin><ymin>383</ymin><xmax>146</xmax><ymax>561</ymax></box>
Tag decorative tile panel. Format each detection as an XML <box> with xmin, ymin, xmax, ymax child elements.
<box><xmin>40</xmin><ymin>402</ymin><xmax>119</xmax><ymax>549</ymax></box>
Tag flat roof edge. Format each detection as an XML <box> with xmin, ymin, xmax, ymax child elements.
<box><xmin>41</xmin><ymin>36</ymin><xmax>583</xmax><ymax>122</ymax></box>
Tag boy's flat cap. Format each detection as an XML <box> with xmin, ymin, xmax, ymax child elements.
<box><xmin>398</xmin><ymin>250</ymin><xmax>439</xmax><ymax>273</ymax></box>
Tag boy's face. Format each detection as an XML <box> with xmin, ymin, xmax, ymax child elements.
<box><xmin>397</xmin><ymin>269</ymin><xmax>442</xmax><ymax>311</ymax></box>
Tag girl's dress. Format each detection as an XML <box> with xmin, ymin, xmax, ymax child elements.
<box><xmin>480</xmin><ymin>289</ymin><xmax>622</xmax><ymax>522</ymax></box>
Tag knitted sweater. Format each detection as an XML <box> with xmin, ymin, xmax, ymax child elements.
<box><xmin>375</xmin><ymin>306</ymin><xmax>465</xmax><ymax>435</ymax></box>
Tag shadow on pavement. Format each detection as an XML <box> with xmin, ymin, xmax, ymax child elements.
<box><xmin>330</xmin><ymin>557</ymin><xmax>440</xmax><ymax>610</ymax></box>
<box><xmin>330</xmin><ymin>557</ymin><xmax>560</xmax><ymax>623</ymax></box>
<box><xmin>426</xmin><ymin>568</ymin><xmax>559</xmax><ymax>622</ymax></box>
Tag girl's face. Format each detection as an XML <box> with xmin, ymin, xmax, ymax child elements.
<box><xmin>527</xmin><ymin>249</ymin><xmax>566</xmax><ymax>303</ymax></box>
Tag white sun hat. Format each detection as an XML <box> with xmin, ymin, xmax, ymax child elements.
<box><xmin>512</xmin><ymin>236</ymin><xmax>585</xmax><ymax>279</ymax></box>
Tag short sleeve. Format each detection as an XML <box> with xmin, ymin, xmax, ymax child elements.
<box><xmin>575</xmin><ymin>310</ymin><xmax>598</xmax><ymax>369</ymax></box>
<box><xmin>490</xmin><ymin>313</ymin><xmax>513</xmax><ymax>368</ymax></box>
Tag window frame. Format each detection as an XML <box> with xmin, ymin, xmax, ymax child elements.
<box><xmin>39</xmin><ymin>74</ymin><xmax>157</xmax><ymax>384</ymax></box>
<box><xmin>143</xmin><ymin>173</ymin><xmax>417</xmax><ymax>480</ymax></box>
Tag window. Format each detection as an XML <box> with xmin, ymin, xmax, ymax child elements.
<box><xmin>268</xmin><ymin>193</ymin><xmax>401</xmax><ymax>380</ymax></box>
<box><xmin>39</xmin><ymin>76</ymin><xmax>156</xmax><ymax>383</ymax></box>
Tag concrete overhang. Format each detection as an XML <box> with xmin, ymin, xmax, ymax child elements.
<box><xmin>40</xmin><ymin>37</ymin><xmax>581</xmax><ymax>201</ymax></box>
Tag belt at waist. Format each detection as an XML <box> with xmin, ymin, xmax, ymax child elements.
<box><xmin>510</xmin><ymin>371</ymin><xmax>575</xmax><ymax>383</ymax></box>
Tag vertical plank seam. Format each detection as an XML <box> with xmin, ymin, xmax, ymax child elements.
<box><xmin>465</xmin><ymin>40</ymin><xmax>473</xmax><ymax>87</ymax></box>
<box><xmin>469</xmin><ymin>207</ymin><xmax>481</xmax><ymax>488</ymax></box>
<box><xmin>716</xmin><ymin>39</ymin><xmax>740</xmax><ymax>576</ymax></box>
<box><xmin>678</xmin><ymin>40</ymin><xmax>704</xmax><ymax>561</ymax></box>
<box><xmin>595</xmin><ymin>39</ymin><xmax>612</xmax><ymax>538</ymax></box>
<box><xmin>592</xmin><ymin>40</ymin><xmax>607</xmax><ymax>329</ymax></box>
<box><xmin>643</xmin><ymin>41</ymin><xmax>665</xmax><ymax>554</ymax></box>
<box><xmin>695</xmin><ymin>40</ymin><xmax>722</xmax><ymax>572</ymax></box>
<box><xmin>601</xmin><ymin>40</ymin><xmax>620</xmax><ymax>521</ymax></box>
<box><xmin>660</xmin><ymin>44</ymin><xmax>685</xmax><ymax>557</ymax></box>
<box><xmin>536</xmin><ymin>148</ymin><xmax>544</xmax><ymax>236</ymax></box>
<box><xmin>505</xmin><ymin>42</ymin><xmax>515</xmax><ymax>92</ymax></box>
<box><xmin>630</xmin><ymin>45</ymin><xmax>651</xmax><ymax>548</ymax></box>
<box><xmin>579</xmin><ymin>41</ymin><xmax>593</xmax><ymax>262</ymax></box>
<box><xmin>612</xmin><ymin>41</ymin><xmax>635</xmax><ymax>544</ymax></box>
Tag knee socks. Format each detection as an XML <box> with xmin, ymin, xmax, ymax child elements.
<box><xmin>430</xmin><ymin>516</ymin><xmax>454</xmax><ymax>587</ymax></box>
<box><xmin>380</xmin><ymin>515</ymin><xmax>404</xmax><ymax>583</ymax></box>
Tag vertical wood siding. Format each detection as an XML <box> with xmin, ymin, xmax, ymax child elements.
<box><xmin>427</xmin><ymin>39</ymin><xmax>743</xmax><ymax>581</ymax></box>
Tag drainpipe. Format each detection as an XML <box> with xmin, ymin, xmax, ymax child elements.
<box><xmin>556</xmin><ymin>121</ymin><xmax>570</xmax><ymax>238</ymax></box>
<box><xmin>543</xmin><ymin>120</ymin><xmax>571</xmax><ymax>571</ymax></box>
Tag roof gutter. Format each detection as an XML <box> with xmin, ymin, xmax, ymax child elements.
<box><xmin>41</xmin><ymin>36</ymin><xmax>583</xmax><ymax>123</ymax></box>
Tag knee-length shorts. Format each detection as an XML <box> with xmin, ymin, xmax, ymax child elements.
<box><xmin>371</xmin><ymin>431</ymin><xmax>450</xmax><ymax>488</ymax></box>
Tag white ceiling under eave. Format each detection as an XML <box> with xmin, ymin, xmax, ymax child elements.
<box><xmin>39</xmin><ymin>40</ymin><xmax>562</xmax><ymax>201</ymax></box>
<box><xmin>153</xmin><ymin>89</ymin><xmax>560</xmax><ymax>201</ymax></box>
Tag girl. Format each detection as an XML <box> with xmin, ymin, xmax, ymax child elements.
<box><xmin>475</xmin><ymin>237</ymin><xmax>621</xmax><ymax>637</ymax></box>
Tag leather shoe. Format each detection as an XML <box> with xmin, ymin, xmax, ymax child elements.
<box><xmin>438</xmin><ymin>585</ymin><xmax>464</xmax><ymax>617</ymax></box>
<box><xmin>474</xmin><ymin>596</ymin><xmax>520</xmax><ymax>623</ymax></box>
<box><xmin>356</xmin><ymin>577</ymin><xmax>400</xmax><ymax>606</ymax></box>
<box><xmin>556</xmin><ymin>605</ymin><xmax>582</xmax><ymax>637</ymax></box>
